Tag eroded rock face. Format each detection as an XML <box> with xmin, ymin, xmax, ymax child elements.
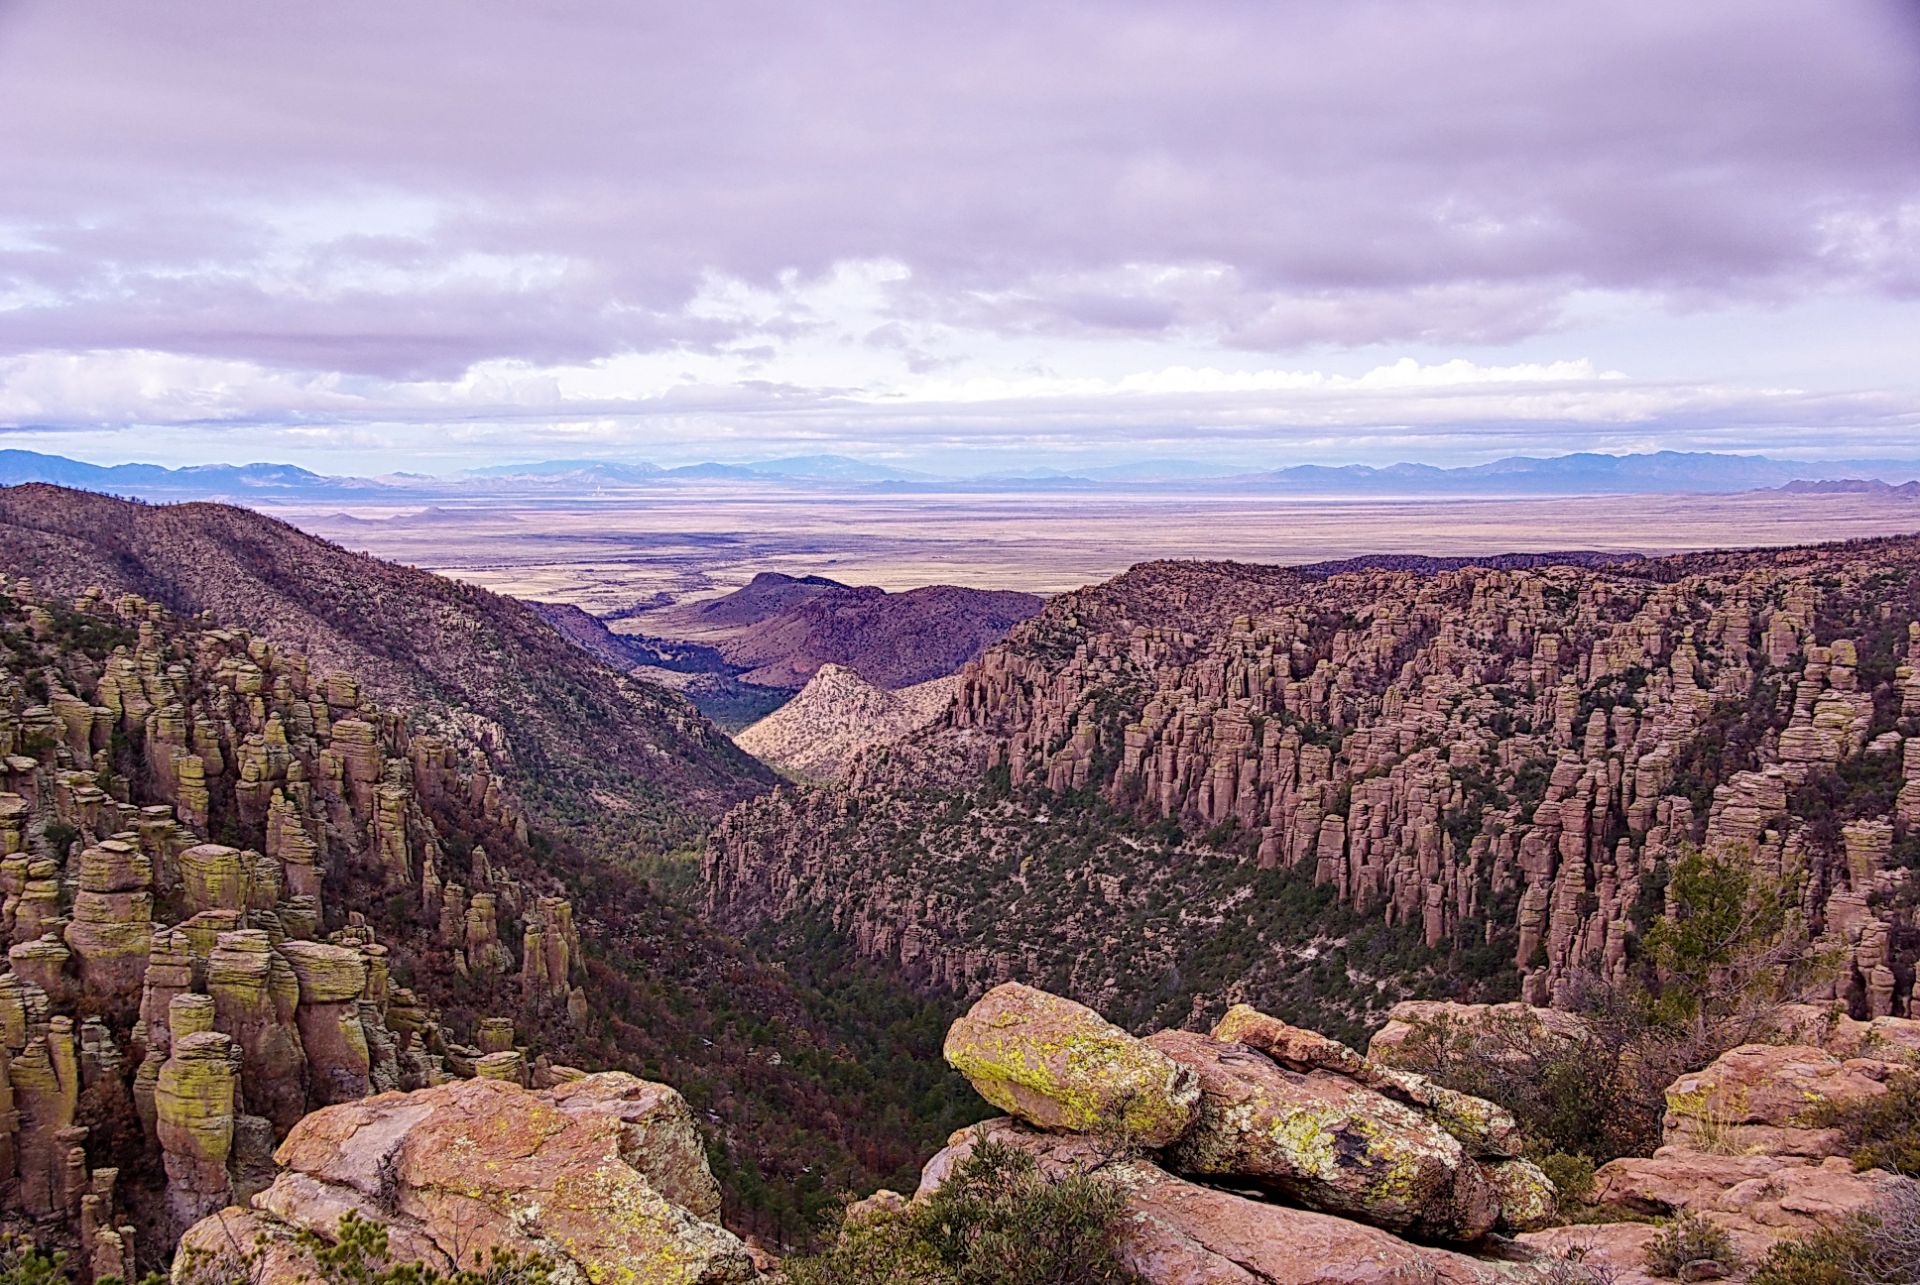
<box><xmin>180</xmin><ymin>1072</ymin><xmax>757</xmax><ymax>1285</ymax></box>
<box><xmin>710</xmin><ymin>551</ymin><xmax>1920</xmax><ymax>1026</ymax></box>
<box><xmin>943</xmin><ymin>982</ymin><xmax>1200</xmax><ymax>1146</ymax></box>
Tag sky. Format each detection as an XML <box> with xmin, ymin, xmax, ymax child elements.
<box><xmin>1</xmin><ymin>0</ymin><xmax>1918</xmax><ymax>474</ymax></box>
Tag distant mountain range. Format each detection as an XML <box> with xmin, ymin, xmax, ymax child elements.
<box><xmin>0</xmin><ymin>450</ymin><xmax>395</xmax><ymax>499</ymax></box>
<box><xmin>1</xmin><ymin>447</ymin><xmax>1918</xmax><ymax>502</ymax></box>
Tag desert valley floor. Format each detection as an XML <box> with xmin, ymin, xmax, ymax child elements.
<box><xmin>282</xmin><ymin>486</ymin><xmax>1920</xmax><ymax>612</ymax></box>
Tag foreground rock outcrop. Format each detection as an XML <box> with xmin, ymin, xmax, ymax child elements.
<box><xmin>181</xmin><ymin>1072</ymin><xmax>758</xmax><ymax>1284</ymax></box>
<box><xmin>914</xmin><ymin>985</ymin><xmax>1917</xmax><ymax>1285</ymax></box>
<box><xmin>1365</xmin><ymin>997</ymin><xmax>1920</xmax><ymax>1285</ymax></box>
<box><xmin>922</xmin><ymin>1119</ymin><xmax>1538</xmax><ymax>1285</ymax></box>
<box><xmin>941</xmin><ymin>984</ymin><xmax>1546</xmax><ymax>1247</ymax></box>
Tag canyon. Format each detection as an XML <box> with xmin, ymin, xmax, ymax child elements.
<box><xmin>710</xmin><ymin>544</ymin><xmax>1920</xmax><ymax>1038</ymax></box>
<box><xmin>0</xmin><ymin>484</ymin><xmax>1913</xmax><ymax>1282</ymax></box>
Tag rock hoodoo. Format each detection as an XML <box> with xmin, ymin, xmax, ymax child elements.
<box><xmin>0</xmin><ymin>579</ymin><xmax>591</xmax><ymax>1274</ymax></box>
<box><xmin>711</xmin><ymin>549</ymin><xmax>1920</xmax><ymax>1026</ymax></box>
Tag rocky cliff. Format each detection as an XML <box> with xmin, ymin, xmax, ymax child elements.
<box><xmin>0</xmin><ymin>576</ymin><xmax>592</xmax><ymax>1276</ymax></box>
<box><xmin>0</xmin><ymin>484</ymin><xmax>774</xmax><ymax>856</ymax></box>
<box><xmin>710</xmin><ymin>543</ymin><xmax>1920</xmax><ymax>1034</ymax></box>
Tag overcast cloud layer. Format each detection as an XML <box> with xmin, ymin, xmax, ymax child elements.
<box><xmin>2</xmin><ymin>0</ymin><xmax>1918</xmax><ymax>470</ymax></box>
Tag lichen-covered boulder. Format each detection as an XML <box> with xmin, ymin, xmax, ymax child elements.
<box><xmin>943</xmin><ymin>982</ymin><xmax>1200</xmax><ymax>1146</ymax></box>
<box><xmin>1148</xmin><ymin>1029</ymin><xmax>1500</xmax><ymax>1242</ymax></box>
<box><xmin>1214</xmin><ymin>1003</ymin><xmax>1522</xmax><ymax>1158</ymax></box>
<box><xmin>181</xmin><ymin>1072</ymin><xmax>755</xmax><ymax>1284</ymax></box>
<box><xmin>1484</xmin><ymin>1158</ymin><xmax>1557</xmax><ymax>1233</ymax></box>
<box><xmin>921</xmin><ymin>1119</ymin><xmax>1540</xmax><ymax>1285</ymax></box>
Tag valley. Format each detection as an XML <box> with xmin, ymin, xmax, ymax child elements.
<box><xmin>17</xmin><ymin>1</ymin><xmax>1920</xmax><ymax>1278</ymax></box>
<box><xmin>279</xmin><ymin>486</ymin><xmax>1920</xmax><ymax>611</ymax></box>
<box><xmin>0</xmin><ymin>481</ymin><xmax>1916</xmax><ymax>1283</ymax></box>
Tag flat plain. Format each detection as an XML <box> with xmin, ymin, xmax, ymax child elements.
<box><xmin>279</xmin><ymin>486</ymin><xmax>1920</xmax><ymax>614</ymax></box>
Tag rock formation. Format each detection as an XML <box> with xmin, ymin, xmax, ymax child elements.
<box><xmin>180</xmin><ymin>1072</ymin><xmax>757</xmax><ymax>1284</ymax></box>
<box><xmin>878</xmin><ymin>986</ymin><xmax>1914</xmax><ymax>1285</ymax></box>
<box><xmin>942</xmin><ymin>982</ymin><xmax>1200</xmax><ymax>1146</ymax></box>
<box><xmin>710</xmin><ymin>547</ymin><xmax>1920</xmax><ymax>1031</ymax></box>
<box><xmin>0</xmin><ymin>577</ymin><xmax>593</xmax><ymax>1274</ymax></box>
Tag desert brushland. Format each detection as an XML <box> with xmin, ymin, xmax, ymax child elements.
<box><xmin>282</xmin><ymin>485</ymin><xmax>1920</xmax><ymax>612</ymax></box>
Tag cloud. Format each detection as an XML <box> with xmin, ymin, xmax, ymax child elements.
<box><xmin>0</xmin><ymin>0</ymin><xmax>1917</xmax><ymax>462</ymax></box>
<box><xmin>5</xmin><ymin>347</ymin><xmax>1913</xmax><ymax>470</ymax></box>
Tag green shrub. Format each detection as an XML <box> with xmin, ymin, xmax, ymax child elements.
<box><xmin>1644</xmin><ymin>1211</ymin><xmax>1739</xmax><ymax>1280</ymax></box>
<box><xmin>1640</xmin><ymin>845</ymin><xmax>1823</xmax><ymax>1039</ymax></box>
<box><xmin>784</xmin><ymin>1139</ymin><xmax>1141</xmax><ymax>1285</ymax></box>
<box><xmin>38</xmin><ymin>821</ymin><xmax>78</xmax><ymax>856</ymax></box>
<box><xmin>1377</xmin><ymin>996</ymin><xmax>1681</xmax><ymax>1165</ymax></box>
<box><xmin>1538</xmin><ymin>1152</ymin><xmax>1597</xmax><ymax>1206</ymax></box>
<box><xmin>0</xmin><ymin>1238</ymin><xmax>67</xmax><ymax>1285</ymax></box>
<box><xmin>1750</xmin><ymin>1183</ymin><xmax>1920</xmax><ymax>1285</ymax></box>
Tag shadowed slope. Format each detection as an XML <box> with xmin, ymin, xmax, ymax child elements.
<box><xmin>0</xmin><ymin>483</ymin><xmax>771</xmax><ymax>850</ymax></box>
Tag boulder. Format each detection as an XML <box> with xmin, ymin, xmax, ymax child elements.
<box><xmin>1215</xmin><ymin>1004</ymin><xmax>1522</xmax><ymax>1158</ymax></box>
<box><xmin>943</xmin><ymin>982</ymin><xmax>1200</xmax><ymax>1146</ymax></box>
<box><xmin>1483</xmin><ymin>1159</ymin><xmax>1557</xmax><ymax>1234</ymax></box>
<box><xmin>922</xmin><ymin>1119</ymin><xmax>1543</xmax><ymax>1285</ymax></box>
<box><xmin>1148</xmin><ymin>1029</ymin><xmax>1500</xmax><ymax>1242</ymax></box>
<box><xmin>1663</xmin><ymin>1044</ymin><xmax>1896</xmax><ymax>1157</ymax></box>
<box><xmin>183</xmin><ymin>1072</ymin><xmax>754</xmax><ymax>1284</ymax></box>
